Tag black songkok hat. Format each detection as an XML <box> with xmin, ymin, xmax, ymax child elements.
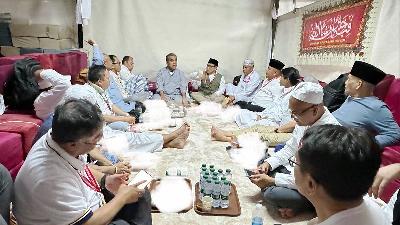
<box><xmin>350</xmin><ymin>61</ymin><xmax>386</xmax><ymax>85</ymax></box>
<box><xmin>269</xmin><ymin>59</ymin><xmax>285</xmax><ymax>70</ymax></box>
<box><xmin>208</xmin><ymin>58</ymin><xmax>219</xmax><ymax>67</ymax></box>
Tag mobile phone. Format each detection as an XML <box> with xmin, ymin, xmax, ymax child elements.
<box><xmin>244</xmin><ymin>169</ymin><xmax>256</xmax><ymax>177</ymax></box>
<box><xmin>129</xmin><ymin>170</ymin><xmax>153</xmax><ymax>189</ymax></box>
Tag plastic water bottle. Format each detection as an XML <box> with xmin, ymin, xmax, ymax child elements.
<box><xmin>225</xmin><ymin>169</ymin><xmax>232</xmax><ymax>181</ymax></box>
<box><xmin>218</xmin><ymin>169</ymin><xmax>224</xmax><ymax>179</ymax></box>
<box><xmin>220</xmin><ymin>180</ymin><xmax>230</xmax><ymax>208</ymax></box>
<box><xmin>204</xmin><ymin>179</ymin><xmax>212</xmax><ymax>197</ymax></box>
<box><xmin>212</xmin><ymin>180</ymin><xmax>221</xmax><ymax>208</ymax></box>
<box><xmin>251</xmin><ymin>204</ymin><xmax>264</xmax><ymax>225</ymax></box>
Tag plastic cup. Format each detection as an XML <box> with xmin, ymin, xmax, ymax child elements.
<box><xmin>202</xmin><ymin>196</ymin><xmax>213</xmax><ymax>212</ymax></box>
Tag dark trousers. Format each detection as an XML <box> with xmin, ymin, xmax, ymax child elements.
<box><xmin>257</xmin><ymin>156</ymin><xmax>314</xmax><ymax>213</ymax></box>
<box><xmin>103</xmin><ymin>189</ymin><xmax>152</xmax><ymax>225</ymax></box>
<box><xmin>235</xmin><ymin>101</ymin><xmax>265</xmax><ymax>112</ymax></box>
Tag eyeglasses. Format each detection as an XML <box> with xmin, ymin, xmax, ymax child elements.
<box><xmin>290</xmin><ymin>105</ymin><xmax>316</xmax><ymax>119</ymax></box>
<box><xmin>206</xmin><ymin>64</ymin><xmax>216</xmax><ymax>68</ymax></box>
<box><xmin>112</xmin><ymin>62</ymin><xmax>121</xmax><ymax>65</ymax></box>
<box><xmin>83</xmin><ymin>142</ymin><xmax>102</xmax><ymax>147</ymax></box>
<box><xmin>288</xmin><ymin>157</ymin><xmax>299</xmax><ymax>167</ymax></box>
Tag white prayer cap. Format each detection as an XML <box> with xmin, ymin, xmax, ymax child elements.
<box><xmin>291</xmin><ymin>82</ymin><xmax>323</xmax><ymax>104</ymax></box>
<box><xmin>243</xmin><ymin>59</ymin><xmax>254</xmax><ymax>66</ymax></box>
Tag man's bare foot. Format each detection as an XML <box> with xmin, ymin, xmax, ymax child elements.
<box><xmin>278</xmin><ymin>208</ymin><xmax>296</xmax><ymax>219</ymax></box>
<box><xmin>165</xmin><ymin>136</ymin><xmax>187</xmax><ymax>149</ymax></box>
<box><xmin>211</xmin><ymin>126</ymin><xmax>231</xmax><ymax>142</ymax></box>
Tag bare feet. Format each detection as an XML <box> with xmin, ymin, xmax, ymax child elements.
<box><xmin>211</xmin><ymin>126</ymin><xmax>233</xmax><ymax>142</ymax></box>
<box><xmin>278</xmin><ymin>208</ymin><xmax>296</xmax><ymax>219</ymax></box>
<box><xmin>164</xmin><ymin>122</ymin><xmax>190</xmax><ymax>149</ymax></box>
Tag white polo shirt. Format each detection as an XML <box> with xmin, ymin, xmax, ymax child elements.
<box><xmin>14</xmin><ymin>131</ymin><xmax>103</xmax><ymax>225</ymax></box>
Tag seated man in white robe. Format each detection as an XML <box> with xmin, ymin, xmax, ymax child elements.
<box><xmin>235</xmin><ymin>59</ymin><xmax>285</xmax><ymax>112</ymax></box>
<box><xmin>235</xmin><ymin>67</ymin><xmax>301</xmax><ymax>128</ymax></box>
<box><xmin>224</xmin><ymin>59</ymin><xmax>262</xmax><ymax>107</ymax></box>
<box><xmin>248</xmin><ymin>82</ymin><xmax>340</xmax><ymax>218</ymax></box>
<box><xmin>154</xmin><ymin>53</ymin><xmax>190</xmax><ymax>106</ymax></box>
<box><xmin>120</xmin><ymin>55</ymin><xmax>153</xmax><ymax>101</ymax></box>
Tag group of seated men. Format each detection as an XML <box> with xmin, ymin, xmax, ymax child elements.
<box><xmin>0</xmin><ymin>41</ymin><xmax>399</xmax><ymax>225</ymax></box>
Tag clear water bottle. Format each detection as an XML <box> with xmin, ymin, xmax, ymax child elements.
<box><xmin>204</xmin><ymin>179</ymin><xmax>212</xmax><ymax>197</ymax></box>
<box><xmin>251</xmin><ymin>204</ymin><xmax>264</xmax><ymax>225</ymax></box>
<box><xmin>139</xmin><ymin>114</ymin><xmax>143</xmax><ymax>123</ymax></box>
<box><xmin>212</xmin><ymin>181</ymin><xmax>221</xmax><ymax>208</ymax></box>
<box><xmin>218</xmin><ymin>169</ymin><xmax>224</xmax><ymax>179</ymax></box>
<box><xmin>225</xmin><ymin>169</ymin><xmax>232</xmax><ymax>181</ymax></box>
<box><xmin>200</xmin><ymin>167</ymin><xmax>207</xmax><ymax>185</ymax></box>
<box><xmin>220</xmin><ymin>194</ymin><xmax>229</xmax><ymax>209</ymax></box>
<box><xmin>220</xmin><ymin>180</ymin><xmax>230</xmax><ymax>208</ymax></box>
<box><xmin>213</xmin><ymin>180</ymin><xmax>221</xmax><ymax>195</ymax></box>
<box><xmin>201</xmin><ymin>175</ymin><xmax>209</xmax><ymax>190</ymax></box>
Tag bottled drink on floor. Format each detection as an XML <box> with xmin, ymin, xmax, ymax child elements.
<box><xmin>251</xmin><ymin>204</ymin><xmax>264</xmax><ymax>225</ymax></box>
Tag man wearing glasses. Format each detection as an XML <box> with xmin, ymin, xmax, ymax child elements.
<box><xmin>190</xmin><ymin>58</ymin><xmax>226</xmax><ymax>103</ymax></box>
<box><xmin>14</xmin><ymin>99</ymin><xmax>152</xmax><ymax>225</ymax></box>
<box><xmin>249</xmin><ymin>82</ymin><xmax>340</xmax><ymax>218</ymax></box>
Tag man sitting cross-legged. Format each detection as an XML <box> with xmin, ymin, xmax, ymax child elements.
<box><xmin>294</xmin><ymin>124</ymin><xmax>390</xmax><ymax>225</ymax></box>
<box><xmin>247</xmin><ymin>82</ymin><xmax>340</xmax><ymax>218</ymax></box>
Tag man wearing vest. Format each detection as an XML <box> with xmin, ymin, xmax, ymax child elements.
<box><xmin>190</xmin><ymin>58</ymin><xmax>226</xmax><ymax>103</ymax></box>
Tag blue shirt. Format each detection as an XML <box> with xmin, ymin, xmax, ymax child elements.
<box><xmin>156</xmin><ymin>67</ymin><xmax>187</xmax><ymax>96</ymax></box>
<box><xmin>333</xmin><ymin>96</ymin><xmax>400</xmax><ymax>147</ymax></box>
<box><xmin>107</xmin><ymin>73</ymin><xmax>135</xmax><ymax>112</ymax></box>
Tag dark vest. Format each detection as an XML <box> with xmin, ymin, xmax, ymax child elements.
<box><xmin>199</xmin><ymin>73</ymin><xmax>222</xmax><ymax>96</ymax></box>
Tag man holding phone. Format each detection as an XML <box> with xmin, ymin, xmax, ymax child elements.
<box><xmin>14</xmin><ymin>99</ymin><xmax>152</xmax><ymax>225</ymax></box>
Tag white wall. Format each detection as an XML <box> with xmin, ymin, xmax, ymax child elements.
<box><xmin>273</xmin><ymin>0</ymin><xmax>400</xmax><ymax>82</ymax></box>
<box><xmin>85</xmin><ymin>0</ymin><xmax>272</xmax><ymax>82</ymax></box>
<box><xmin>0</xmin><ymin>0</ymin><xmax>75</xmax><ymax>26</ymax></box>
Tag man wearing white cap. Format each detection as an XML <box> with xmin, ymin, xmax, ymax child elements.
<box><xmin>249</xmin><ymin>82</ymin><xmax>340</xmax><ymax>218</ymax></box>
<box><xmin>235</xmin><ymin>59</ymin><xmax>285</xmax><ymax>112</ymax></box>
<box><xmin>223</xmin><ymin>59</ymin><xmax>261</xmax><ymax>106</ymax></box>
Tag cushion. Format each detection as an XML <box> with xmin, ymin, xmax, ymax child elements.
<box><xmin>0</xmin><ymin>132</ymin><xmax>23</xmax><ymax>170</ymax></box>
<box><xmin>374</xmin><ymin>74</ymin><xmax>395</xmax><ymax>101</ymax></box>
<box><xmin>0</xmin><ymin>64</ymin><xmax>13</xmax><ymax>94</ymax></box>
<box><xmin>384</xmin><ymin>78</ymin><xmax>400</xmax><ymax>125</ymax></box>
<box><xmin>0</xmin><ymin>114</ymin><xmax>42</xmax><ymax>156</ymax></box>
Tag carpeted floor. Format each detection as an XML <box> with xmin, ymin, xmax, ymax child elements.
<box><xmin>139</xmin><ymin>107</ymin><xmax>312</xmax><ymax>225</ymax></box>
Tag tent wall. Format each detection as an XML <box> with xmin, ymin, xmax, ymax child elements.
<box><xmin>85</xmin><ymin>0</ymin><xmax>272</xmax><ymax>82</ymax></box>
<box><xmin>0</xmin><ymin>0</ymin><xmax>75</xmax><ymax>26</ymax></box>
<box><xmin>273</xmin><ymin>0</ymin><xmax>400</xmax><ymax>82</ymax></box>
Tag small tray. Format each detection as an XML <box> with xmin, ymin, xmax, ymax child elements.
<box><xmin>193</xmin><ymin>182</ymin><xmax>241</xmax><ymax>216</ymax></box>
<box><xmin>149</xmin><ymin>178</ymin><xmax>192</xmax><ymax>213</ymax></box>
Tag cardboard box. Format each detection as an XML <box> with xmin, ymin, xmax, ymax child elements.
<box><xmin>10</xmin><ymin>24</ymin><xmax>73</xmax><ymax>39</ymax></box>
<box><xmin>10</xmin><ymin>24</ymin><xmax>49</xmax><ymax>37</ymax></box>
<box><xmin>39</xmin><ymin>38</ymin><xmax>75</xmax><ymax>50</ymax></box>
<box><xmin>48</xmin><ymin>25</ymin><xmax>73</xmax><ymax>39</ymax></box>
<box><xmin>0</xmin><ymin>46</ymin><xmax>20</xmax><ymax>56</ymax></box>
<box><xmin>12</xmin><ymin>36</ymin><xmax>40</xmax><ymax>48</ymax></box>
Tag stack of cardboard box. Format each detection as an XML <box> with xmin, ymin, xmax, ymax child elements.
<box><xmin>1</xmin><ymin>24</ymin><xmax>75</xmax><ymax>56</ymax></box>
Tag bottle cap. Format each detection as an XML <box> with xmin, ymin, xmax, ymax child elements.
<box><xmin>201</xmin><ymin>167</ymin><xmax>207</xmax><ymax>171</ymax></box>
<box><xmin>226</xmin><ymin>169</ymin><xmax>231</xmax><ymax>173</ymax></box>
<box><xmin>213</xmin><ymin>172</ymin><xmax>218</xmax><ymax>176</ymax></box>
<box><xmin>202</xmin><ymin>164</ymin><xmax>207</xmax><ymax>167</ymax></box>
<box><xmin>218</xmin><ymin>169</ymin><xmax>223</xmax><ymax>173</ymax></box>
<box><xmin>203</xmin><ymin>175</ymin><xmax>209</xmax><ymax>180</ymax></box>
<box><xmin>221</xmin><ymin>177</ymin><xmax>226</xmax><ymax>181</ymax></box>
<box><xmin>207</xmin><ymin>179</ymin><xmax>211</xmax><ymax>183</ymax></box>
<box><xmin>205</xmin><ymin>172</ymin><xmax>210</xmax><ymax>176</ymax></box>
<box><xmin>209</xmin><ymin>165</ymin><xmax>214</xmax><ymax>169</ymax></box>
<box><xmin>215</xmin><ymin>181</ymin><xmax>220</xmax><ymax>184</ymax></box>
